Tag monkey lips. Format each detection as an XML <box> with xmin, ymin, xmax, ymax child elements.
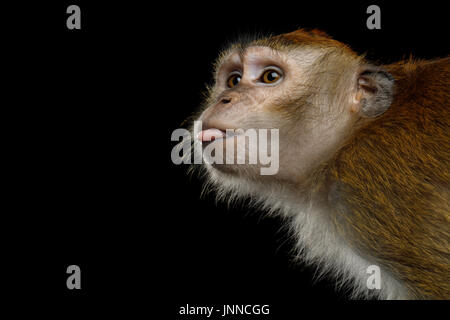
<box><xmin>197</xmin><ymin>128</ymin><xmax>240</xmax><ymax>142</ymax></box>
<box><xmin>197</xmin><ymin>128</ymin><xmax>225</xmax><ymax>142</ymax></box>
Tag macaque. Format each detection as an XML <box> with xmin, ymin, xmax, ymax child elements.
<box><xmin>190</xmin><ymin>29</ymin><xmax>449</xmax><ymax>299</ymax></box>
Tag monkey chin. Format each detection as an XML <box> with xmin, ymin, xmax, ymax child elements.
<box><xmin>201</xmin><ymin>138</ymin><xmax>272</xmax><ymax>180</ymax></box>
<box><xmin>208</xmin><ymin>162</ymin><xmax>263</xmax><ymax>179</ymax></box>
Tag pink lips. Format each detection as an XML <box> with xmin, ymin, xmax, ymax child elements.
<box><xmin>197</xmin><ymin>128</ymin><xmax>225</xmax><ymax>142</ymax></box>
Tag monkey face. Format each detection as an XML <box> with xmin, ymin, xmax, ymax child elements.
<box><xmin>195</xmin><ymin>45</ymin><xmax>345</xmax><ymax>183</ymax></box>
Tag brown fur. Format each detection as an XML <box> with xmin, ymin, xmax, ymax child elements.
<box><xmin>272</xmin><ymin>28</ymin><xmax>358</xmax><ymax>56</ymax></box>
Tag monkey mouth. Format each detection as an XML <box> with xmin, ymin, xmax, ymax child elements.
<box><xmin>197</xmin><ymin>128</ymin><xmax>238</xmax><ymax>142</ymax></box>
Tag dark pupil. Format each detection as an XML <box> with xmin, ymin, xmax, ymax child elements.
<box><xmin>232</xmin><ymin>76</ymin><xmax>240</xmax><ymax>85</ymax></box>
<box><xmin>267</xmin><ymin>72</ymin><xmax>277</xmax><ymax>81</ymax></box>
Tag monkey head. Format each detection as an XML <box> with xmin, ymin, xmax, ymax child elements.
<box><xmin>194</xmin><ymin>29</ymin><xmax>394</xmax><ymax>190</ymax></box>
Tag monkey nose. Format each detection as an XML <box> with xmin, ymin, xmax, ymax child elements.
<box><xmin>220</xmin><ymin>98</ymin><xmax>232</xmax><ymax>104</ymax></box>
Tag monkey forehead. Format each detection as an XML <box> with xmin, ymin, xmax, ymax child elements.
<box><xmin>218</xmin><ymin>46</ymin><xmax>286</xmax><ymax>67</ymax></box>
<box><xmin>214</xmin><ymin>45</ymin><xmax>320</xmax><ymax>76</ymax></box>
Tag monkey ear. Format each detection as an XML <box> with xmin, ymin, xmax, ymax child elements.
<box><xmin>353</xmin><ymin>68</ymin><xmax>394</xmax><ymax>118</ymax></box>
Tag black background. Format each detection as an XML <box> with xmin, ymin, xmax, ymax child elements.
<box><xmin>5</xmin><ymin>0</ymin><xmax>449</xmax><ymax>317</ymax></box>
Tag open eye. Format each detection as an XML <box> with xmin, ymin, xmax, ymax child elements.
<box><xmin>227</xmin><ymin>73</ymin><xmax>241</xmax><ymax>88</ymax></box>
<box><xmin>261</xmin><ymin>69</ymin><xmax>282</xmax><ymax>84</ymax></box>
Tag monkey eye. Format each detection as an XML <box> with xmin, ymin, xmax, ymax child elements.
<box><xmin>261</xmin><ymin>69</ymin><xmax>282</xmax><ymax>84</ymax></box>
<box><xmin>227</xmin><ymin>73</ymin><xmax>241</xmax><ymax>88</ymax></box>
